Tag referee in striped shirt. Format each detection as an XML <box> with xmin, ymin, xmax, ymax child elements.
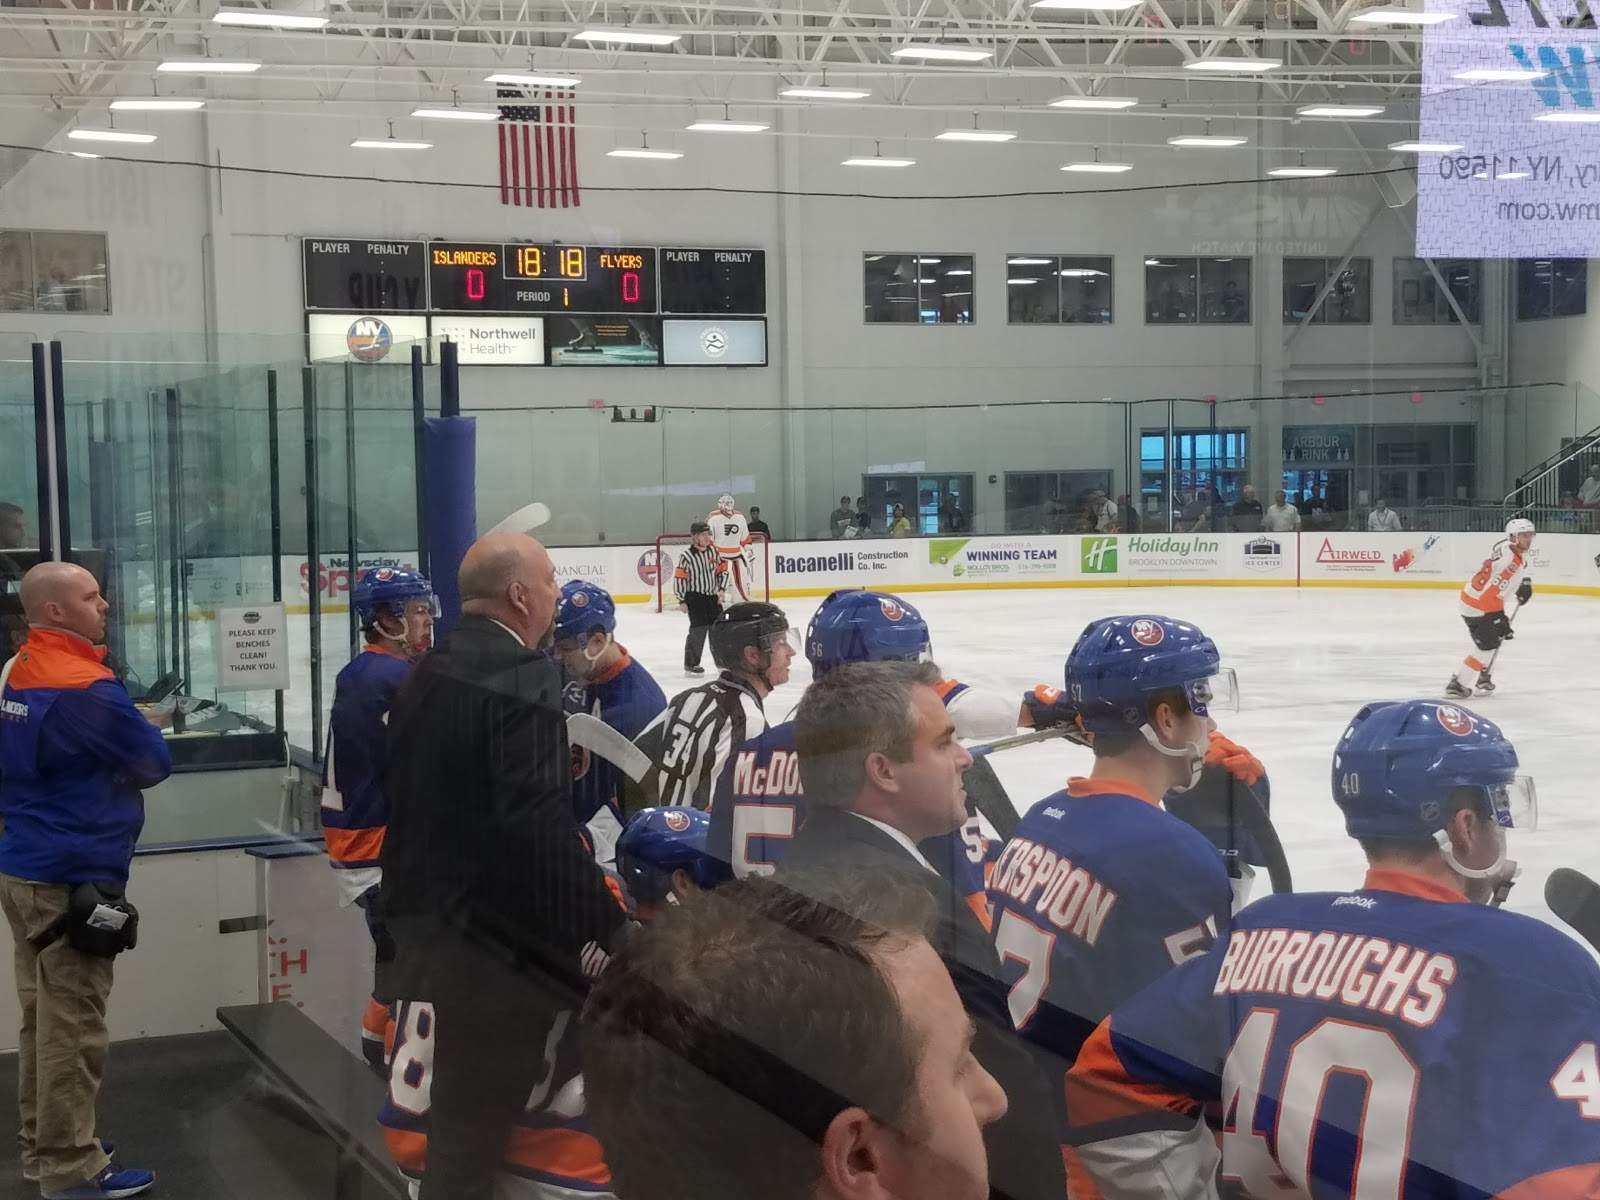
<box><xmin>675</xmin><ymin>521</ymin><xmax>727</xmax><ymax>675</ymax></box>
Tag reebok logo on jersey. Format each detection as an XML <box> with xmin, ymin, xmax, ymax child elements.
<box><xmin>1332</xmin><ymin>895</ymin><xmax>1377</xmax><ymax>909</ymax></box>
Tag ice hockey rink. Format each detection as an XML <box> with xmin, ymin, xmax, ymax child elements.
<box><xmin>609</xmin><ymin>583</ymin><xmax>1593</xmax><ymax>930</ymax></box>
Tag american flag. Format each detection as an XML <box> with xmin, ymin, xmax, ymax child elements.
<box><xmin>498</xmin><ymin>86</ymin><xmax>580</xmax><ymax>208</ymax></box>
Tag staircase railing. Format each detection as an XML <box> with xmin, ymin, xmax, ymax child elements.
<box><xmin>1505</xmin><ymin>422</ymin><xmax>1600</xmax><ymax>512</ymax></box>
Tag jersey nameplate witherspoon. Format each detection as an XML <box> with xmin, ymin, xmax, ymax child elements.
<box><xmin>216</xmin><ymin>604</ymin><xmax>290</xmax><ymax>692</ymax></box>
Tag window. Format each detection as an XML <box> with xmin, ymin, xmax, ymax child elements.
<box><xmin>1145</xmin><ymin>257</ymin><xmax>1250</xmax><ymax>324</ymax></box>
<box><xmin>864</xmin><ymin>254</ymin><xmax>974</xmax><ymax>323</ymax></box>
<box><xmin>1139</xmin><ymin>428</ymin><xmax>1251</xmax><ymax>528</ymax></box>
<box><xmin>862</xmin><ymin>473</ymin><xmax>974</xmax><ymax>534</ymax></box>
<box><xmin>0</xmin><ymin>230</ymin><xmax>109</xmax><ymax>314</ymax></box>
<box><xmin>1007</xmin><ymin>255</ymin><xmax>1113</xmax><ymax>324</ymax></box>
<box><xmin>1282</xmin><ymin>257</ymin><xmax>1371</xmax><ymax>324</ymax></box>
<box><xmin>1517</xmin><ymin>258</ymin><xmax>1587</xmax><ymax>320</ymax></box>
<box><xmin>1004</xmin><ymin>470</ymin><xmax>1114</xmax><ymax>532</ymax></box>
<box><xmin>1393</xmin><ymin>258</ymin><xmax>1481</xmax><ymax>325</ymax></box>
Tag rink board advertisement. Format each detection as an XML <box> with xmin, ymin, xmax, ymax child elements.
<box><xmin>163</xmin><ymin>532</ymin><xmax>1600</xmax><ymax>621</ymax></box>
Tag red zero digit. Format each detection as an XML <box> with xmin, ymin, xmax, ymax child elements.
<box><xmin>623</xmin><ymin>271</ymin><xmax>640</xmax><ymax>303</ymax></box>
<box><xmin>466</xmin><ymin>268</ymin><xmax>485</xmax><ymax>301</ymax></box>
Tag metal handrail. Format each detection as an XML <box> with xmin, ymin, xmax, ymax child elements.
<box><xmin>1505</xmin><ymin>428</ymin><xmax>1600</xmax><ymax>511</ymax></box>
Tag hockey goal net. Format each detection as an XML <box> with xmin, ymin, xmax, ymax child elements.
<box><xmin>650</xmin><ymin>532</ymin><xmax>770</xmax><ymax>612</ymax></box>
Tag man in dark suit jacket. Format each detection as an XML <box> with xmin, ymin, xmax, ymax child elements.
<box><xmin>779</xmin><ymin>660</ymin><xmax>1066</xmax><ymax>1200</ymax></box>
<box><xmin>382</xmin><ymin>532</ymin><xmax>629</xmax><ymax>1200</ymax></box>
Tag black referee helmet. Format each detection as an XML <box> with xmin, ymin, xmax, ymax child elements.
<box><xmin>709</xmin><ymin>602</ymin><xmax>790</xmax><ymax>671</ymax></box>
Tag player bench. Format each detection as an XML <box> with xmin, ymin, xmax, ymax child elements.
<box><xmin>217</xmin><ymin>1002</ymin><xmax>404</xmax><ymax>1200</ymax></box>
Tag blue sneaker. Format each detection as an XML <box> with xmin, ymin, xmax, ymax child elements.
<box><xmin>25</xmin><ymin>1141</ymin><xmax>115</xmax><ymax>1184</ymax></box>
<box><xmin>41</xmin><ymin>1164</ymin><xmax>153</xmax><ymax>1199</ymax></box>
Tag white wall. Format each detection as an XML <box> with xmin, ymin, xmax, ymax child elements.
<box><xmin>1</xmin><ymin>96</ymin><xmax>1518</xmax><ymax>540</ymax></box>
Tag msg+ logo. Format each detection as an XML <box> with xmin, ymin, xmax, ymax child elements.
<box><xmin>1082</xmin><ymin>537</ymin><xmax>1119</xmax><ymax>574</ymax></box>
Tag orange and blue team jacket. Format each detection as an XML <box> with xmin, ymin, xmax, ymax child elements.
<box><xmin>321</xmin><ymin>644</ymin><xmax>412</xmax><ymax>906</ymax></box>
<box><xmin>380</xmin><ymin>998</ymin><xmax>612</xmax><ymax>1199</ymax></box>
<box><xmin>0</xmin><ymin>627</ymin><xmax>171</xmax><ymax>884</ymax></box>
<box><xmin>1064</xmin><ymin>869</ymin><xmax>1600</xmax><ymax>1199</ymax></box>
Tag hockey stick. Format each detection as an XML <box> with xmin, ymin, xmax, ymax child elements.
<box><xmin>1546</xmin><ymin>867</ymin><xmax>1600</xmax><ymax>954</ymax></box>
<box><xmin>487</xmin><ymin>502</ymin><xmax>552</xmax><ymax>536</ymax></box>
<box><xmin>568</xmin><ymin>712</ymin><xmax>651</xmax><ymax>784</ymax></box>
<box><xmin>969</xmin><ymin>727</ymin><xmax>1074</xmax><ymax>757</ymax></box>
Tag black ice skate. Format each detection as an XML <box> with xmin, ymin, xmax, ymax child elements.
<box><xmin>1475</xmin><ymin>671</ymin><xmax>1496</xmax><ymax>695</ymax></box>
<box><xmin>1444</xmin><ymin>678</ymin><xmax>1472</xmax><ymax>699</ymax></box>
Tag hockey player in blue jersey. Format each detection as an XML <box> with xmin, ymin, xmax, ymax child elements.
<box><xmin>989</xmin><ymin>614</ymin><xmax>1238</xmax><ymax>1093</ymax></box>
<box><xmin>553</xmin><ymin>581</ymin><xmax>667</xmax><ymax>865</ymax></box>
<box><xmin>615</xmin><ymin>806</ymin><xmax>734</xmax><ymax>918</ymax></box>
<box><xmin>707</xmin><ymin>589</ymin><xmax>1018</xmax><ymax>922</ymax></box>
<box><xmin>1061</xmin><ymin>698</ymin><xmax>1584</xmax><ymax>1200</ymax></box>
<box><xmin>320</xmin><ymin>566</ymin><xmax>437</xmax><ymax>1071</ymax></box>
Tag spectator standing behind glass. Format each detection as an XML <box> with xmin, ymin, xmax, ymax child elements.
<box><xmin>1368</xmin><ymin>496</ymin><xmax>1403</xmax><ymax>532</ymax></box>
<box><xmin>1230</xmin><ymin>484</ymin><xmax>1264</xmax><ymax>533</ymax></box>
<box><xmin>1117</xmin><ymin>493</ymin><xmax>1143</xmax><ymax>534</ymax></box>
<box><xmin>1180</xmin><ymin>490</ymin><xmax>1210</xmax><ymax>532</ymax></box>
<box><xmin>890</xmin><ymin>504</ymin><xmax>912</xmax><ymax>537</ymax></box>
<box><xmin>779</xmin><ymin>661</ymin><xmax>1068</xmax><ymax>1200</ymax></box>
<box><xmin>829</xmin><ymin>496</ymin><xmax>854</xmax><ymax>539</ymax></box>
<box><xmin>1</xmin><ymin>562</ymin><xmax>170</xmax><ymax>1200</ymax></box>
<box><xmin>1580</xmin><ymin>464</ymin><xmax>1600</xmax><ymax>507</ymax></box>
<box><xmin>746</xmin><ymin>506</ymin><xmax>771</xmax><ymax>538</ymax></box>
<box><xmin>1263</xmin><ymin>489</ymin><xmax>1301</xmax><ymax>533</ymax></box>
<box><xmin>854</xmin><ymin>496</ymin><xmax>873</xmax><ymax>538</ymax></box>
<box><xmin>582</xmin><ymin>869</ymin><xmax>1008</xmax><ymax>1200</ymax></box>
<box><xmin>1</xmin><ymin>503</ymin><xmax>30</xmax><ymax>656</ymax></box>
<box><xmin>1088</xmin><ymin>489</ymin><xmax>1118</xmax><ymax>533</ymax></box>
<box><xmin>381</xmin><ymin>532</ymin><xmax>630</xmax><ymax>1200</ymax></box>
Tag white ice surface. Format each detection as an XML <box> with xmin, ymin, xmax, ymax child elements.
<box><xmin>611</xmin><ymin>586</ymin><xmax>1593</xmax><ymax>934</ymax></box>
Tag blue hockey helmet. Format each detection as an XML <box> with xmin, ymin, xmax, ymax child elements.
<box><xmin>1065</xmin><ymin>615</ymin><xmax>1235</xmax><ymax>736</ymax></box>
<box><xmin>616</xmin><ymin>807</ymin><xmax>733</xmax><ymax>907</ymax></box>
<box><xmin>1331</xmin><ymin>700</ymin><xmax>1535</xmax><ymax>845</ymax></box>
<box><xmin>555</xmin><ymin>580</ymin><xmax>618</xmax><ymax>643</ymax></box>
<box><xmin>352</xmin><ymin>567</ymin><xmax>438</xmax><ymax>630</ymax></box>
<box><xmin>805</xmin><ymin>589</ymin><xmax>932</xmax><ymax>678</ymax></box>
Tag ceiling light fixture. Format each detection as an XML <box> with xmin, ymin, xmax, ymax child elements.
<box><xmin>1453</xmin><ymin>66</ymin><xmax>1548</xmax><ymax>81</ymax></box>
<box><xmin>1169</xmin><ymin>132</ymin><xmax>1248</xmax><ymax>147</ymax></box>
<box><xmin>353</xmin><ymin>121</ymin><xmax>430</xmax><ymax>150</ymax></box>
<box><xmin>1009</xmin><ymin>257</ymin><xmax>1053</xmax><ymax>265</ymax></box>
<box><xmin>1183</xmin><ymin>55</ymin><xmax>1281</xmax><ymax>72</ymax></box>
<box><xmin>1297</xmin><ymin>103</ymin><xmax>1385</xmax><ymax>117</ymax></box>
<box><xmin>157</xmin><ymin>58</ymin><xmax>261</xmax><ymax>73</ymax></box>
<box><xmin>844</xmin><ymin>140</ymin><xmax>915</xmax><ymax>166</ymax></box>
<box><xmin>1389</xmin><ymin>139</ymin><xmax>1464</xmax><ymax>151</ymax></box>
<box><xmin>890</xmin><ymin>43</ymin><xmax>992</xmax><ymax>61</ymax></box>
<box><xmin>1269</xmin><ymin>164</ymin><xmax>1337</xmax><ymax>176</ymax></box>
<box><xmin>608</xmin><ymin>132</ymin><xmax>682</xmax><ymax>159</ymax></box>
<box><xmin>1008</xmin><ymin>278</ymin><xmax>1041</xmax><ymax>284</ymax></box>
<box><xmin>688</xmin><ymin>104</ymin><xmax>769</xmax><ymax>133</ymax></box>
<box><xmin>1349</xmin><ymin>6</ymin><xmax>1457</xmax><ymax>22</ymax></box>
<box><xmin>68</xmin><ymin>128</ymin><xmax>157</xmax><ymax>144</ymax></box>
<box><xmin>1030</xmin><ymin>0</ymin><xmax>1142</xmax><ymax>10</ymax></box>
<box><xmin>781</xmin><ymin>85</ymin><xmax>871</xmax><ymax>99</ymax></box>
<box><xmin>1063</xmin><ymin>146</ymin><xmax>1132</xmax><ymax>172</ymax></box>
<box><xmin>938</xmin><ymin>114</ymin><xmax>1016</xmax><ymax>142</ymax></box>
<box><xmin>413</xmin><ymin>92</ymin><xmax>498</xmax><ymax>121</ymax></box>
<box><xmin>486</xmin><ymin>72</ymin><xmax>582</xmax><ymax>87</ymax></box>
<box><xmin>1058</xmin><ymin>268</ymin><xmax>1107</xmax><ymax>277</ymax></box>
<box><xmin>69</xmin><ymin>151</ymin><xmax>103</xmax><ymax>159</ymax></box>
<box><xmin>574</xmin><ymin>28</ymin><xmax>681</xmax><ymax>45</ymax></box>
<box><xmin>1049</xmin><ymin>95</ymin><xmax>1138</xmax><ymax>109</ymax></box>
<box><xmin>212</xmin><ymin>7</ymin><xmax>328</xmax><ymax>28</ymax></box>
<box><xmin>111</xmin><ymin>98</ymin><xmax>205</xmax><ymax>111</ymax></box>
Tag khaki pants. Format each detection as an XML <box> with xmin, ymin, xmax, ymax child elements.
<box><xmin>0</xmin><ymin>874</ymin><xmax>114</xmax><ymax>1192</ymax></box>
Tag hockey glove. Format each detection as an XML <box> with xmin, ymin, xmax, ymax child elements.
<box><xmin>1492</xmin><ymin>611</ymin><xmax>1515</xmax><ymax>642</ymax></box>
<box><xmin>1019</xmin><ymin>685</ymin><xmax>1093</xmax><ymax>747</ymax></box>
<box><xmin>1516</xmin><ymin>578</ymin><xmax>1533</xmax><ymax>605</ymax></box>
<box><xmin>1204</xmin><ymin>729</ymin><xmax>1265</xmax><ymax>786</ymax></box>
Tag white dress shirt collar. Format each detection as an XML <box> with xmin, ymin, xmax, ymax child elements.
<box><xmin>486</xmin><ymin>618</ymin><xmax>526</xmax><ymax>647</ymax></box>
<box><xmin>849</xmin><ymin>812</ymin><xmax>937</xmax><ymax>874</ymax></box>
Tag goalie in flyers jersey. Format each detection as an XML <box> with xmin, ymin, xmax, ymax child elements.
<box><xmin>1446</xmin><ymin>516</ymin><xmax>1535</xmax><ymax>699</ymax></box>
<box><xmin>708</xmin><ymin>493</ymin><xmax>757</xmax><ymax>602</ymax></box>
<box><xmin>1061</xmin><ymin>698</ymin><xmax>1588</xmax><ymax>1200</ymax></box>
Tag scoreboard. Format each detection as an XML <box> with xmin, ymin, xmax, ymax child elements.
<box><xmin>302</xmin><ymin>238</ymin><xmax>765</xmax><ymax>316</ymax></box>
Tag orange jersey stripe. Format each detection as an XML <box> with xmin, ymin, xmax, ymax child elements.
<box><xmin>1497</xmin><ymin>1163</ymin><xmax>1600</xmax><ymax>1200</ymax></box>
<box><xmin>964</xmin><ymin>889</ymin><xmax>993</xmax><ymax>934</ymax></box>
<box><xmin>504</xmin><ymin>1126</ymin><xmax>612</xmax><ymax>1185</ymax></box>
<box><xmin>324</xmin><ymin>824</ymin><xmax>385</xmax><ymax>865</ymax></box>
<box><xmin>1066</xmin><ymin>1019</ymin><xmax>1198</xmax><ymax>1131</ymax></box>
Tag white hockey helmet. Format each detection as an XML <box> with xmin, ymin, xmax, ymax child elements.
<box><xmin>718</xmin><ymin>493</ymin><xmax>736</xmax><ymax>513</ymax></box>
<box><xmin>1505</xmin><ymin>517</ymin><xmax>1536</xmax><ymax>538</ymax></box>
